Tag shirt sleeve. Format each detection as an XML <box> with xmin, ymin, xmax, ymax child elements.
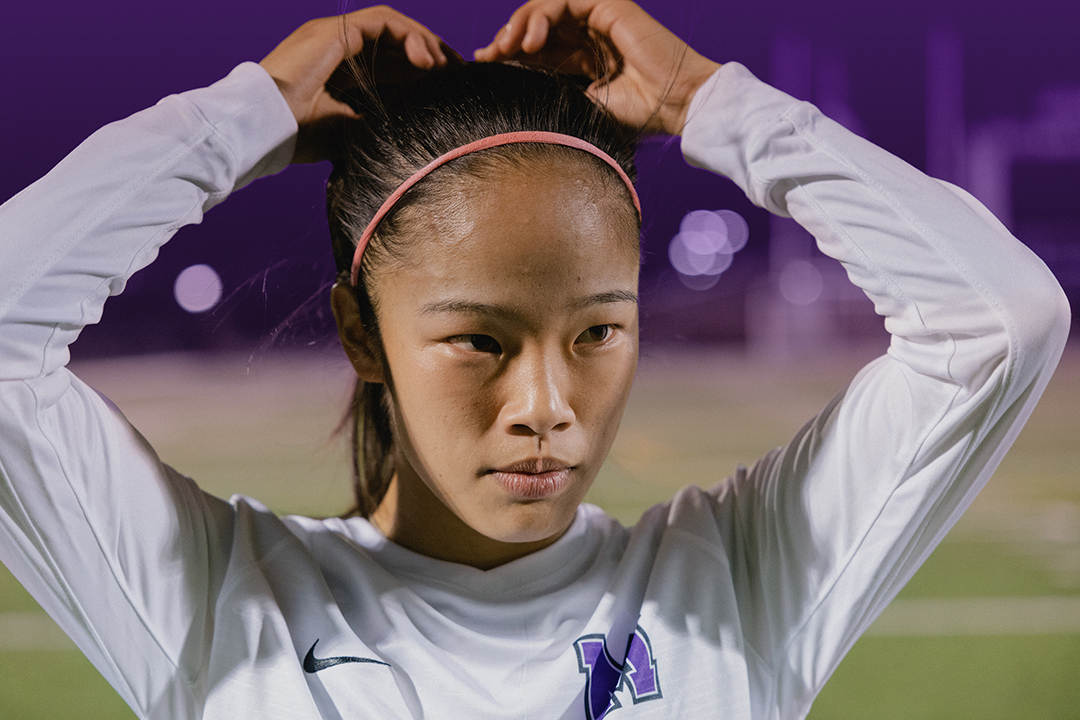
<box><xmin>679</xmin><ymin>63</ymin><xmax>1071</xmax><ymax>718</ymax></box>
<box><xmin>0</xmin><ymin>62</ymin><xmax>297</xmax><ymax>717</ymax></box>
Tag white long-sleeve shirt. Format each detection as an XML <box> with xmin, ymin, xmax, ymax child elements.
<box><xmin>0</xmin><ymin>61</ymin><xmax>1070</xmax><ymax>720</ymax></box>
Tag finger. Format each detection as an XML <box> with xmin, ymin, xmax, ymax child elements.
<box><xmin>314</xmin><ymin>93</ymin><xmax>361</xmax><ymax>120</ymax></box>
<box><xmin>496</xmin><ymin>3</ymin><xmax>535</xmax><ymax>54</ymax></box>
<box><xmin>473</xmin><ymin>28</ymin><xmax>506</xmax><ymax>61</ymax></box>
<box><xmin>402</xmin><ymin>22</ymin><xmax>454</xmax><ymax>67</ymax></box>
<box><xmin>521</xmin><ymin>12</ymin><xmax>552</xmax><ymax>54</ymax></box>
<box><xmin>402</xmin><ymin>31</ymin><xmax>437</xmax><ymax>68</ymax></box>
<box><xmin>472</xmin><ymin>27</ymin><xmax>501</xmax><ymax>60</ymax></box>
<box><xmin>425</xmin><ymin>37</ymin><xmax>453</xmax><ymax>66</ymax></box>
<box><xmin>343</xmin><ymin>10</ymin><xmax>447</xmax><ymax>66</ymax></box>
<box><xmin>490</xmin><ymin>20</ymin><xmax>524</xmax><ymax>57</ymax></box>
<box><xmin>475</xmin><ymin>1</ymin><xmax>539</xmax><ymax>59</ymax></box>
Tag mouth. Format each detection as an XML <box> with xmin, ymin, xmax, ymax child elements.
<box><xmin>485</xmin><ymin>458</ymin><xmax>574</xmax><ymax>500</ymax></box>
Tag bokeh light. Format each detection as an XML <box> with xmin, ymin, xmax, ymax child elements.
<box><xmin>668</xmin><ymin>209</ymin><xmax>749</xmax><ymax>291</ymax></box>
<box><xmin>174</xmin><ymin>264</ymin><xmax>223</xmax><ymax>314</ymax></box>
<box><xmin>778</xmin><ymin>260</ymin><xmax>824</xmax><ymax>305</ymax></box>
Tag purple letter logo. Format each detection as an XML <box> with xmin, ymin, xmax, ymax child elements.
<box><xmin>574</xmin><ymin>625</ymin><xmax>662</xmax><ymax>720</ymax></box>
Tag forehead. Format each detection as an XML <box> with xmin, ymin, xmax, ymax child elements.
<box><xmin>379</xmin><ymin>160</ymin><xmax>640</xmax><ymax>299</ymax></box>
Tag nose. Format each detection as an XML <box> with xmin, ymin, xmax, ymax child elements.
<box><xmin>500</xmin><ymin>347</ymin><xmax>576</xmax><ymax>437</ymax></box>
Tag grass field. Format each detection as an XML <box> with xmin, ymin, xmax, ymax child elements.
<box><xmin>1</xmin><ymin>344</ymin><xmax>1077</xmax><ymax>718</ymax></box>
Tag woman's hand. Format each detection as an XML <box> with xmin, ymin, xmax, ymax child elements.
<box><xmin>474</xmin><ymin>0</ymin><xmax>721</xmax><ymax>135</ymax></box>
<box><xmin>260</xmin><ymin>5</ymin><xmax>457</xmax><ymax>163</ymax></box>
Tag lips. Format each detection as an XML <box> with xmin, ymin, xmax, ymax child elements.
<box><xmin>486</xmin><ymin>458</ymin><xmax>574</xmax><ymax>500</ymax></box>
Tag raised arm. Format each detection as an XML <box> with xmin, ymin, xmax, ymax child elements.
<box><xmin>680</xmin><ymin>62</ymin><xmax>1069</xmax><ymax>715</ymax></box>
<box><xmin>0</xmin><ymin>8</ymin><xmax>449</xmax><ymax>715</ymax></box>
<box><xmin>0</xmin><ymin>57</ymin><xmax>298</xmax><ymax>717</ymax></box>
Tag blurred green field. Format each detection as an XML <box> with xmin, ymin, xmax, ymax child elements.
<box><xmin>1</xmin><ymin>345</ymin><xmax>1077</xmax><ymax>719</ymax></box>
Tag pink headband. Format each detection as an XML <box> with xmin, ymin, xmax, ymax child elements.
<box><xmin>349</xmin><ymin>131</ymin><xmax>640</xmax><ymax>285</ymax></box>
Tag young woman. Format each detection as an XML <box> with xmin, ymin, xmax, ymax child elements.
<box><xmin>0</xmin><ymin>1</ymin><xmax>1069</xmax><ymax>718</ymax></box>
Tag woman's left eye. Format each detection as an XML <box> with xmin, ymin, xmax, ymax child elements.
<box><xmin>575</xmin><ymin>325</ymin><xmax>614</xmax><ymax>345</ymax></box>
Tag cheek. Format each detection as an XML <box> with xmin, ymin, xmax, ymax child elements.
<box><xmin>385</xmin><ymin>346</ymin><xmax>498</xmax><ymax>450</ymax></box>
<box><xmin>574</xmin><ymin>348</ymin><xmax>638</xmax><ymax>438</ymax></box>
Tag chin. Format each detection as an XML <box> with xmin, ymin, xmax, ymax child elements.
<box><xmin>478</xmin><ymin>502</ymin><xmax>577</xmax><ymax>546</ymax></box>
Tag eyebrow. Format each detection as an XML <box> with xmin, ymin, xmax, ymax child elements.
<box><xmin>567</xmin><ymin>290</ymin><xmax>639</xmax><ymax>312</ymax></box>
<box><xmin>420</xmin><ymin>290</ymin><xmax>638</xmax><ymax>319</ymax></box>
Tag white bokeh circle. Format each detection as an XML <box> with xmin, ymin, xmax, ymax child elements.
<box><xmin>174</xmin><ymin>264</ymin><xmax>223</xmax><ymax>314</ymax></box>
<box><xmin>715</xmin><ymin>210</ymin><xmax>749</xmax><ymax>252</ymax></box>
<box><xmin>669</xmin><ymin>209</ymin><xmax>748</xmax><ymax>289</ymax></box>
<box><xmin>778</xmin><ymin>260</ymin><xmax>823</xmax><ymax>305</ymax></box>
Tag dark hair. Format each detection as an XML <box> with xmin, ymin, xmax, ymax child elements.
<box><xmin>326</xmin><ymin>61</ymin><xmax>641</xmax><ymax>518</ymax></box>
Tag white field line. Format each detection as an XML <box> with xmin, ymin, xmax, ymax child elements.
<box><xmin>866</xmin><ymin>596</ymin><xmax>1080</xmax><ymax>636</ymax></box>
<box><xmin>2</xmin><ymin>597</ymin><xmax>1080</xmax><ymax>651</ymax></box>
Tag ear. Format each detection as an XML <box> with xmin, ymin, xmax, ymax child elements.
<box><xmin>331</xmin><ymin>283</ymin><xmax>385</xmax><ymax>384</ymax></box>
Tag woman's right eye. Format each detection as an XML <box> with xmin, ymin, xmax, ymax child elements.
<box><xmin>451</xmin><ymin>334</ymin><xmax>502</xmax><ymax>354</ymax></box>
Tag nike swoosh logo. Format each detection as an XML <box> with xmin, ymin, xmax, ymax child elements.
<box><xmin>303</xmin><ymin>639</ymin><xmax>390</xmax><ymax>673</ymax></box>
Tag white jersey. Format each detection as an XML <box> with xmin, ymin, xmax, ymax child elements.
<box><xmin>0</xmin><ymin>61</ymin><xmax>1069</xmax><ymax>720</ymax></box>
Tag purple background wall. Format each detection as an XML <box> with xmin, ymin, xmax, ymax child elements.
<box><xmin>2</xmin><ymin>0</ymin><xmax>1077</xmax><ymax>356</ymax></box>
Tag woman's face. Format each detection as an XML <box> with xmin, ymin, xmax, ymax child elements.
<box><xmin>353</xmin><ymin>158</ymin><xmax>639</xmax><ymax>568</ymax></box>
